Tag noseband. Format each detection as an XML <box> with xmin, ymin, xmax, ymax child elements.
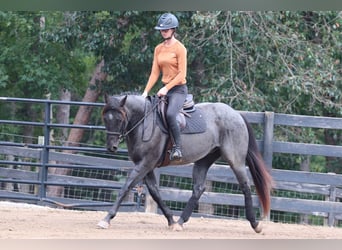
<box><xmin>105</xmin><ymin>130</ymin><xmax>124</xmax><ymax>142</ymax></box>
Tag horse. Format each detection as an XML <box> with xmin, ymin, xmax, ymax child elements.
<box><xmin>97</xmin><ymin>94</ymin><xmax>273</xmax><ymax>233</ymax></box>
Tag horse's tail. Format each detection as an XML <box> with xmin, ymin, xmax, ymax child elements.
<box><xmin>242</xmin><ymin>115</ymin><xmax>274</xmax><ymax>217</ymax></box>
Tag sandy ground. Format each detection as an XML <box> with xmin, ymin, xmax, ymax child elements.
<box><xmin>0</xmin><ymin>201</ymin><xmax>342</xmax><ymax>239</ymax></box>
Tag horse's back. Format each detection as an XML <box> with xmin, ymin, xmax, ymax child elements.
<box><xmin>196</xmin><ymin>102</ymin><xmax>245</xmax><ymax>128</ymax></box>
<box><xmin>197</xmin><ymin>101</ymin><xmax>248</xmax><ymax>145</ymax></box>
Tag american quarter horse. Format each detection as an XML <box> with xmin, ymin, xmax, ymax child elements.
<box><xmin>98</xmin><ymin>94</ymin><xmax>273</xmax><ymax>233</ymax></box>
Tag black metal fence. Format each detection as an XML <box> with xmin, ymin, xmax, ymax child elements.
<box><xmin>1</xmin><ymin>97</ymin><xmax>342</xmax><ymax>226</ymax></box>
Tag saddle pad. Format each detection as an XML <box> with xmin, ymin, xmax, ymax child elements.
<box><xmin>181</xmin><ymin>108</ymin><xmax>206</xmax><ymax>134</ymax></box>
<box><xmin>156</xmin><ymin>107</ymin><xmax>207</xmax><ymax>135</ymax></box>
<box><xmin>144</xmin><ymin>96</ymin><xmax>207</xmax><ymax>138</ymax></box>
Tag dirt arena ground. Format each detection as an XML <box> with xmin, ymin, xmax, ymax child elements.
<box><xmin>1</xmin><ymin>201</ymin><xmax>342</xmax><ymax>239</ymax></box>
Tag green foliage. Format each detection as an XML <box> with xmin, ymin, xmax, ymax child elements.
<box><xmin>184</xmin><ymin>11</ymin><xmax>341</xmax><ymax>173</ymax></box>
<box><xmin>2</xmin><ymin>11</ymin><xmax>341</xmax><ymax>113</ymax></box>
<box><xmin>0</xmin><ymin>11</ymin><xmax>89</xmax><ymax>99</ymax></box>
<box><xmin>187</xmin><ymin>11</ymin><xmax>341</xmax><ymax>117</ymax></box>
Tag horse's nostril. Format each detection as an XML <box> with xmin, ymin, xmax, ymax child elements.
<box><xmin>108</xmin><ymin>145</ymin><xmax>117</xmax><ymax>152</ymax></box>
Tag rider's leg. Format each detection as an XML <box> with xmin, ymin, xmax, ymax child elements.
<box><xmin>166</xmin><ymin>85</ymin><xmax>187</xmax><ymax>161</ymax></box>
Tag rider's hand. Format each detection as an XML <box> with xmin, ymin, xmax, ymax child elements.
<box><xmin>142</xmin><ymin>91</ymin><xmax>148</xmax><ymax>98</ymax></box>
<box><xmin>157</xmin><ymin>86</ymin><xmax>168</xmax><ymax>97</ymax></box>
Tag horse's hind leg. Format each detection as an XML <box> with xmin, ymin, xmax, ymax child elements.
<box><xmin>144</xmin><ymin>170</ymin><xmax>176</xmax><ymax>226</ymax></box>
<box><xmin>174</xmin><ymin>150</ymin><xmax>220</xmax><ymax>231</ymax></box>
<box><xmin>232</xmin><ymin>166</ymin><xmax>262</xmax><ymax>233</ymax></box>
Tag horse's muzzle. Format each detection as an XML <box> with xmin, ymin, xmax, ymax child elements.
<box><xmin>107</xmin><ymin>144</ymin><xmax>118</xmax><ymax>153</ymax></box>
<box><xmin>107</xmin><ymin>138</ymin><xmax>119</xmax><ymax>152</ymax></box>
<box><xmin>106</xmin><ymin>134</ymin><xmax>120</xmax><ymax>153</ymax></box>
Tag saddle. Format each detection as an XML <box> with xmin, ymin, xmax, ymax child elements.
<box><xmin>143</xmin><ymin>95</ymin><xmax>206</xmax><ymax>167</ymax></box>
<box><xmin>142</xmin><ymin>94</ymin><xmax>207</xmax><ymax>141</ymax></box>
<box><xmin>158</xmin><ymin>94</ymin><xmax>195</xmax><ymax>132</ymax></box>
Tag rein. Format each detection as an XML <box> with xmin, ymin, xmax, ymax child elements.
<box><xmin>106</xmin><ymin>98</ymin><xmax>160</xmax><ymax>142</ymax></box>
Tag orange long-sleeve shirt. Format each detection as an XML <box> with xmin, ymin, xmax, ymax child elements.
<box><xmin>144</xmin><ymin>40</ymin><xmax>187</xmax><ymax>93</ymax></box>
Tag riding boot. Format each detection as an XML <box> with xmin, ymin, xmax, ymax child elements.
<box><xmin>169</xmin><ymin>122</ymin><xmax>183</xmax><ymax>161</ymax></box>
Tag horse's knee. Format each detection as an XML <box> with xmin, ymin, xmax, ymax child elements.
<box><xmin>193</xmin><ymin>185</ymin><xmax>206</xmax><ymax>199</ymax></box>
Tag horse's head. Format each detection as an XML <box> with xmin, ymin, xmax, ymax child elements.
<box><xmin>102</xmin><ymin>95</ymin><xmax>128</xmax><ymax>152</ymax></box>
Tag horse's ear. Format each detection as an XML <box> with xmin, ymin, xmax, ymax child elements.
<box><xmin>120</xmin><ymin>95</ymin><xmax>128</xmax><ymax>107</ymax></box>
<box><xmin>104</xmin><ymin>93</ymin><xmax>109</xmax><ymax>104</ymax></box>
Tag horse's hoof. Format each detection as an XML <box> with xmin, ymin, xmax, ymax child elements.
<box><xmin>97</xmin><ymin>220</ymin><xmax>110</xmax><ymax>229</ymax></box>
<box><xmin>170</xmin><ymin>223</ymin><xmax>183</xmax><ymax>231</ymax></box>
<box><xmin>254</xmin><ymin>222</ymin><xmax>262</xmax><ymax>233</ymax></box>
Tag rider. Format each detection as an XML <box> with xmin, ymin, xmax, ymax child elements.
<box><xmin>142</xmin><ymin>13</ymin><xmax>188</xmax><ymax>161</ymax></box>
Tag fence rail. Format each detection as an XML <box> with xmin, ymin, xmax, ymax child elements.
<box><xmin>0</xmin><ymin>97</ymin><xmax>341</xmax><ymax>226</ymax></box>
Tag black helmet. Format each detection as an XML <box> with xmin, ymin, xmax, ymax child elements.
<box><xmin>154</xmin><ymin>13</ymin><xmax>179</xmax><ymax>30</ymax></box>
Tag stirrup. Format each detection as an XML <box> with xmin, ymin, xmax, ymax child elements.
<box><xmin>170</xmin><ymin>146</ymin><xmax>182</xmax><ymax>161</ymax></box>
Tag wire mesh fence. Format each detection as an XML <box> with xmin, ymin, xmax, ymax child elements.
<box><xmin>158</xmin><ymin>173</ymin><xmax>342</xmax><ymax>227</ymax></box>
<box><xmin>1</xmin><ymin>150</ymin><xmax>342</xmax><ymax>227</ymax></box>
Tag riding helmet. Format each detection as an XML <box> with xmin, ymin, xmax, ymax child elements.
<box><xmin>154</xmin><ymin>13</ymin><xmax>179</xmax><ymax>30</ymax></box>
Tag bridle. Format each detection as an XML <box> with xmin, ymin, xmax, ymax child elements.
<box><xmin>105</xmin><ymin>98</ymin><xmax>160</xmax><ymax>142</ymax></box>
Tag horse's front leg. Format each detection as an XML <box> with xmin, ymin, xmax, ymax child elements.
<box><xmin>144</xmin><ymin>170</ymin><xmax>176</xmax><ymax>226</ymax></box>
<box><xmin>97</xmin><ymin>166</ymin><xmax>148</xmax><ymax>229</ymax></box>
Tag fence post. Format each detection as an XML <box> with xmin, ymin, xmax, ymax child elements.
<box><xmin>38</xmin><ymin>101</ymin><xmax>51</xmax><ymax>203</ymax></box>
<box><xmin>326</xmin><ymin>174</ymin><xmax>337</xmax><ymax>226</ymax></box>
<box><xmin>263</xmin><ymin>112</ymin><xmax>274</xmax><ymax>169</ymax></box>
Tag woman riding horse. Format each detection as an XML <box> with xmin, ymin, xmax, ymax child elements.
<box><xmin>142</xmin><ymin>13</ymin><xmax>188</xmax><ymax>161</ymax></box>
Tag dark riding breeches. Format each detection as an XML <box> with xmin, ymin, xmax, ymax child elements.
<box><xmin>166</xmin><ymin>84</ymin><xmax>188</xmax><ymax>146</ymax></box>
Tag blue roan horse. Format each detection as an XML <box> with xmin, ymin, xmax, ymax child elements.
<box><xmin>98</xmin><ymin>94</ymin><xmax>273</xmax><ymax>233</ymax></box>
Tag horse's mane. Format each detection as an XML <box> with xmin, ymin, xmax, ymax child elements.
<box><xmin>107</xmin><ymin>91</ymin><xmax>141</xmax><ymax>96</ymax></box>
<box><xmin>121</xmin><ymin>91</ymin><xmax>141</xmax><ymax>96</ymax></box>
<box><xmin>102</xmin><ymin>91</ymin><xmax>143</xmax><ymax>115</ymax></box>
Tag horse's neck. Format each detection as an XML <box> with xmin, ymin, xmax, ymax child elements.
<box><xmin>125</xmin><ymin>95</ymin><xmax>145</xmax><ymax>125</ymax></box>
